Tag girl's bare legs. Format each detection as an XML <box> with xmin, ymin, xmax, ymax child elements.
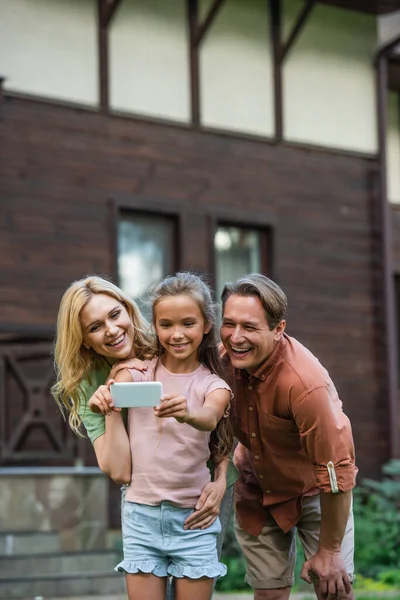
<box><xmin>126</xmin><ymin>573</ymin><xmax>168</xmax><ymax>600</ymax></box>
<box><xmin>175</xmin><ymin>576</ymin><xmax>213</xmax><ymax>600</ymax></box>
<box><xmin>165</xmin><ymin>576</ymin><xmax>175</xmax><ymax>600</ymax></box>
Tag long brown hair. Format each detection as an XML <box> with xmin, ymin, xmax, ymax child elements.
<box><xmin>150</xmin><ymin>272</ymin><xmax>233</xmax><ymax>461</ymax></box>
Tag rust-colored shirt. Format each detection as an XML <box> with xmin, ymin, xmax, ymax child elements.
<box><xmin>229</xmin><ymin>333</ymin><xmax>357</xmax><ymax>535</ymax></box>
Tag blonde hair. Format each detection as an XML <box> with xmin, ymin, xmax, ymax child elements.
<box><xmin>52</xmin><ymin>275</ymin><xmax>155</xmax><ymax>435</ymax></box>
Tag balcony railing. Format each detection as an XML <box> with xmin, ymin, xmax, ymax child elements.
<box><xmin>0</xmin><ymin>334</ymin><xmax>90</xmax><ymax>467</ymax></box>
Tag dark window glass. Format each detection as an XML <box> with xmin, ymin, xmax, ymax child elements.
<box><xmin>118</xmin><ymin>213</ymin><xmax>176</xmax><ymax>312</ymax></box>
<box><xmin>214</xmin><ymin>225</ymin><xmax>262</xmax><ymax>303</ymax></box>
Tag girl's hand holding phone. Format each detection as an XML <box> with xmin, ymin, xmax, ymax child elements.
<box><xmin>154</xmin><ymin>393</ymin><xmax>189</xmax><ymax>423</ymax></box>
<box><xmin>88</xmin><ymin>379</ymin><xmax>120</xmax><ymax>416</ymax></box>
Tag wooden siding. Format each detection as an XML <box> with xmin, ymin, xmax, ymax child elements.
<box><xmin>0</xmin><ymin>94</ymin><xmax>388</xmax><ymax>480</ymax></box>
<box><xmin>392</xmin><ymin>205</ymin><xmax>400</xmax><ymax>270</ymax></box>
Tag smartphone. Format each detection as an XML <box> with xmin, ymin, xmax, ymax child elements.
<box><xmin>110</xmin><ymin>381</ymin><xmax>163</xmax><ymax>408</ymax></box>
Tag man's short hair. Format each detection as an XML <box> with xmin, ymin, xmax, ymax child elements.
<box><xmin>221</xmin><ymin>274</ymin><xmax>288</xmax><ymax>331</ymax></box>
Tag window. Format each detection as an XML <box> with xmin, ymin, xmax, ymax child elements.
<box><xmin>118</xmin><ymin>212</ymin><xmax>177</xmax><ymax>312</ymax></box>
<box><xmin>214</xmin><ymin>225</ymin><xmax>268</xmax><ymax>303</ymax></box>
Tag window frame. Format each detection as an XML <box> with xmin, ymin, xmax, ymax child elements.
<box><xmin>108</xmin><ymin>195</ymin><xmax>184</xmax><ymax>287</ymax></box>
<box><xmin>208</xmin><ymin>210</ymin><xmax>276</xmax><ymax>292</ymax></box>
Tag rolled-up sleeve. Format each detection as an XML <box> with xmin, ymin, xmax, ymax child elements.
<box><xmin>292</xmin><ymin>384</ymin><xmax>357</xmax><ymax>493</ymax></box>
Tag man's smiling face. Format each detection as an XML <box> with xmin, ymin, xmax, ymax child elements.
<box><xmin>220</xmin><ymin>294</ymin><xmax>285</xmax><ymax>373</ymax></box>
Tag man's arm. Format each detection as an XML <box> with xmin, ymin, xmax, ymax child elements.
<box><xmin>292</xmin><ymin>384</ymin><xmax>355</xmax><ymax>598</ymax></box>
<box><xmin>184</xmin><ymin>457</ymin><xmax>229</xmax><ymax>530</ymax></box>
<box><xmin>300</xmin><ymin>490</ymin><xmax>353</xmax><ymax>599</ymax></box>
<box><xmin>319</xmin><ymin>490</ymin><xmax>352</xmax><ymax>552</ymax></box>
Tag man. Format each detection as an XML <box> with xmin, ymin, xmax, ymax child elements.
<box><xmin>220</xmin><ymin>274</ymin><xmax>357</xmax><ymax>600</ymax></box>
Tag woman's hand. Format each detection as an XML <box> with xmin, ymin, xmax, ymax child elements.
<box><xmin>184</xmin><ymin>477</ymin><xmax>227</xmax><ymax>530</ymax></box>
<box><xmin>154</xmin><ymin>393</ymin><xmax>189</xmax><ymax>423</ymax></box>
<box><xmin>108</xmin><ymin>358</ymin><xmax>147</xmax><ymax>381</ymax></box>
<box><xmin>88</xmin><ymin>379</ymin><xmax>119</xmax><ymax>415</ymax></box>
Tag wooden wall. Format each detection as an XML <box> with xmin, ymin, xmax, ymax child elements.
<box><xmin>0</xmin><ymin>94</ymin><xmax>388</xmax><ymax>479</ymax></box>
<box><xmin>391</xmin><ymin>206</ymin><xmax>400</xmax><ymax>271</ymax></box>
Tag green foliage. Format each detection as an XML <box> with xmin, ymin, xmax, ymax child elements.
<box><xmin>354</xmin><ymin>459</ymin><xmax>400</xmax><ymax>580</ymax></box>
<box><xmin>354</xmin><ymin>574</ymin><xmax>393</xmax><ymax>592</ymax></box>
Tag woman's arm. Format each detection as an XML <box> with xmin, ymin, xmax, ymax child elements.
<box><xmin>155</xmin><ymin>388</ymin><xmax>231</xmax><ymax>431</ymax></box>
<box><xmin>80</xmin><ymin>369</ymin><xmax>133</xmax><ymax>484</ymax></box>
<box><xmin>93</xmin><ymin>412</ymin><xmax>131</xmax><ymax>484</ymax></box>
<box><xmin>92</xmin><ymin>368</ymin><xmax>134</xmax><ymax>483</ymax></box>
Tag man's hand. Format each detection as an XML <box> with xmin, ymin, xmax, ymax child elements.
<box><xmin>183</xmin><ymin>477</ymin><xmax>226</xmax><ymax>530</ymax></box>
<box><xmin>300</xmin><ymin>549</ymin><xmax>352</xmax><ymax>600</ymax></box>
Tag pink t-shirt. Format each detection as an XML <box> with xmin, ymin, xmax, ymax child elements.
<box><xmin>125</xmin><ymin>357</ymin><xmax>231</xmax><ymax>508</ymax></box>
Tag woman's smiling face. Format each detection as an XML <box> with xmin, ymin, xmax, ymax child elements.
<box><xmin>80</xmin><ymin>293</ymin><xmax>135</xmax><ymax>360</ymax></box>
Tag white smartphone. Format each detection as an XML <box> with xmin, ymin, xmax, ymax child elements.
<box><xmin>110</xmin><ymin>381</ymin><xmax>163</xmax><ymax>408</ymax></box>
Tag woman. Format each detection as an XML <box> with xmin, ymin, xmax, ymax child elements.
<box><xmin>52</xmin><ymin>276</ymin><xmax>236</xmax><ymax>595</ymax></box>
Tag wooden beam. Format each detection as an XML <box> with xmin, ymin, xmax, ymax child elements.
<box><xmin>187</xmin><ymin>0</ymin><xmax>201</xmax><ymax>125</ymax></box>
<box><xmin>98</xmin><ymin>0</ymin><xmax>123</xmax><ymax>111</ymax></box>
<box><xmin>187</xmin><ymin>0</ymin><xmax>226</xmax><ymax>125</ymax></box>
<box><xmin>269</xmin><ymin>0</ymin><xmax>283</xmax><ymax>140</ymax></box>
<box><xmin>98</xmin><ymin>0</ymin><xmax>109</xmax><ymax>110</ymax></box>
<box><xmin>376</xmin><ymin>33</ymin><xmax>400</xmax><ymax>63</ymax></box>
<box><xmin>103</xmin><ymin>0</ymin><xmax>123</xmax><ymax>28</ymax></box>
<box><xmin>196</xmin><ymin>0</ymin><xmax>225</xmax><ymax>46</ymax></box>
<box><xmin>0</xmin><ymin>323</ymin><xmax>54</xmax><ymax>338</ymax></box>
<box><xmin>281</xmin><ymin>0</ymin><xmax>316</xmax><ymax>62</ymax></box>
<box><xmin>376</xmin><ymin>51</ymin><xmax>399</xmax><ymax>458</ymax></box>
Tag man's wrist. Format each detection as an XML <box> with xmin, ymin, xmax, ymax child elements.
<box><xmin>213</xmin><ymin>466</ymin><xmax>228</xmax><ymax>485</ymax></box>
<box><xmin>317</xmin><ymin>545</ymin><xmax>341</xmax><ymax>555</ymax></box>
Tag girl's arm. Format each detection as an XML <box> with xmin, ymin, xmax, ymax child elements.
<box><xmin>155</xmin><ymin>387</ymin><xmax>231</xmax><ymax>431</ymax></box>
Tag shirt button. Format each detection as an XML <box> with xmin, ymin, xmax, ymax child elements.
<box><xmin>266</xmin><ymin>489</ymin><xmax>271</xmax><ymax>494</ymax></box>
<box><xmin>259</xmin><ymin>475</ymin><xmax>263</xmax><ymax>479</ymax></box>
<box><xmin>248</xmin><ymin>406</ymin><xmax>253</xmax><ymax>411</ymax></box>
<box><xmin>251</xmin><ymin>433</ymin><xmax>256</xmax><ymax>438</ymax></box>
<box><xmin>248</xmin><ymin>385</ymin><xmax>252</xmax><ymax>390</ymax></box>
<box><xmin>254</xmin><ymin>455</ymin><xmax>259</xmax><ymax>460</ymax></box>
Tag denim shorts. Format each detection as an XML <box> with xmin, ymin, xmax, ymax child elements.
<box><xmin>115</xmin><ymin>501</ymin><xmax>227</xmax><ymax>580</ymax></box>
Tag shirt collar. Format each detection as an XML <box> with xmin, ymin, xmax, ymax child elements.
<box><xmin>234</xmin><ymin>334</ymin><xmax>287</xmax><ymax>382</ymax></box>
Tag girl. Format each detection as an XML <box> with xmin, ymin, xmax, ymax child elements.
<box><xmin>89</xmin><ymin>273</ymin><xmax>233</xmax><ymax>600</ymax></box>
<box><xmin>52</xmin><ymin>275</ymin><xmax>235</xmax><ymax>599</ymax></box>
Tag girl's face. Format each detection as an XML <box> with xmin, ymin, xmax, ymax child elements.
<box><xmin>80</xmin><ymin>293</ymin><xmax>135</xmax><ymax>360</ymax></box>
<box><xmin>154</xmin><ymin>294</ymin><xmax>210</xmax><ymax>371</ymax></box>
